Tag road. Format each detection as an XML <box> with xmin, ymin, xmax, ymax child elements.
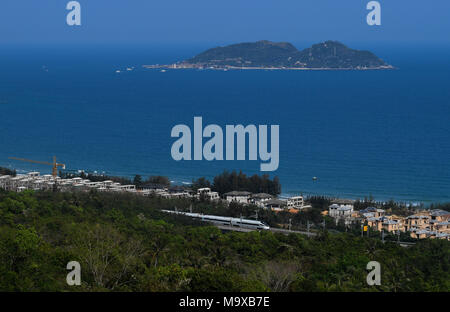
<box><xmin>216</xmin><ymin>225</ymin><xmax>316</xmax><ymax>237</ymax></box>
<box><xmin>216</xmin><ymin>225</ymin><xmax>416</xmax><ymax>247</ymax></box>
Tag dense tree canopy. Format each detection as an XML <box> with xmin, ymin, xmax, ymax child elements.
<box><xmin>0</xmin><ymin>190</ymin><xmax>448</xmax><ymax>292</ymax></box>
<box><xmin>193</xmin><ymin>170</ymin><xmax>281</xmax><ymax>196</ymax></box>
<box><xmin>0</xmin><ymin>167</ymin><xmax>16</xmax><ymax>176</ymax></box>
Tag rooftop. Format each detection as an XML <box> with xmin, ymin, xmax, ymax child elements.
<box><xmin>265</xmin><ymin>199</ymin><xmax>287</xmax><ymax>206</ymax></box>
<box><xmin>224</xmin><ymin>191</ymin><xmax>252</xmax><ymax>196</ymax></box>
<box><xmin>251</xmin><ymin>193</ymin><xmax>273</xmax><ymax>199</ymax></box>
<box><xmin>430</xmin><ymin>209</ymin><xmax>450</xmax><ymax>217</ymax></box>
<box><xmin>332</xmin><ymin>199</ymin><xmax>356</xmax><ymax>205</ymax></box>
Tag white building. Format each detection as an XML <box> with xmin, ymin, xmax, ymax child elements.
<box><xmin>329</xmin><ymin>201</ymin><xmax>356</xmax><ymax>226</ymax></box>
<box><xmin>197</xmin><ymin>188</ymin><xmax>220</xmax><ymax>201</ymax></box>
<box><xmin>287</xmin><ymin>195</ymin><xmax>305</xmax><ymax>209</ymax></box>
<box><xmin>331</xmin><ymin>199</ymin><xmax>355</xmax><ymax>209</ymax></box>
<box><xmin>223</xmin><ymin>191</ymin><xmax>252</xmax><ymax>204</ymax></box>
<box><xmin>265</xmin><ymin>199</ymin><xmax>287</xmax><ymax>211</ymax></box>
<box><xmin>250</xmin><ymin>193</ymin><xmax>273</xmax><ymax>208</ymax></box>
<box><xmin>329</xmin><ymin>204</ymin><xmax>354</xmax><ymax>218</ymax></box>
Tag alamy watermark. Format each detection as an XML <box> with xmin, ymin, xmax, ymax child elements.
<box><xmin>366</xmin><ymin>261</ymin><xmax>381</xmax><ymax>286</ymax></box>
<box><xmin>65</xmin><ymin>2</ymin><xmax>381</xmax><ymax>27</ymax></box>
<box><xmin>367</xmin><ymin>1</ymin><xmax>381</xmax><ymax>26</ymax></box>
<box><xmin>66</xmin><ymin>261</ymin><xmax>81</xmax><ymax>286</ymax></box>
<box><xmin>171</xmin><ymin>117</ymin><xmax>279</xmax><ymax>172</ymax></box>
<box><xmin>66</xmin><ymin>1</ymin><xmax>81</xmax><ymax>26</ymax></box>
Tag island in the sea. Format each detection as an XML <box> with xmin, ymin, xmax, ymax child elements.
<box><xmin>144</xmin><ymin>40</ymin><xmax>393</xmax><ymax>70</ymax></box>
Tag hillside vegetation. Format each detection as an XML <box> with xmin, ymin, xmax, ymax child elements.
<box><xmin>0</xmin><ymin>190</ymin><xmax>448</xmax><ymax>291</ymax></box>
<box><xmin>184</xmin><ymin>40</ymin><xmax>389</xmax><ymax>69</ymax></box>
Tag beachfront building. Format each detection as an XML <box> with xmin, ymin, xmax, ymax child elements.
<box><xmin>366</xmin><ymin>216</ymin><xmax>400</xmax><ymax>233</ymax></box>
<box><xmin>367</xmin><ymin>217</ymin><xmax>383</xmax><ymax>231</ymax></box>
<box><xmin>223</xmin><ymin>191</ymin><xmax>252</xmax><ymax>204</ymax></box>
<box><xmin>197</xmin><ymin>188</ymin><xmax>220</xmax><ymax>201</ymax></box>
<box><xmin>430</xmin><ymin>209</ymin><xmax>450</xmax><ymax>223</ymax></box>
<box><xmin>332</xmin><ymin>199</ymin><xmax>356</xmax><ymax>209</ymax></box>
<box><xmin>357</xmin><ymin>207</ymin><xmax>450</xmax><ymax>240</ymax></box>
<box><xmin>359</xmin><ymin>207</ymin><xmax>385</xmax><ymax>219</ymax></box>
<box><xmin>410</xmin><ymin>229</ymin><xmax>430</xmax><ymax>239</ymax></box>
<box><xmin>0</xmin><ymin>172</ymin><xmax>162</xmax><ymax>195</ymax></box>
<box><xmin>329</xmin><ymin>204</ymin><xmax>354</xmax><ymax>218</ymax></box>
<box><xmin>265</xmin><ymin>199</ymin><xmax>287</xmax><ymax>211</ymax></box>
<box><xmin>382</xmin><ymin>219</ymin><xmax>401</xmax><ymax>232</ymax></box>
<box><xmin>250</xmin><ymin>193</ymin><xmax>273</xmax><ymax>208</ymax></box>
<box><xmin>167</xmin><ymin>186</ymin><xmax>193</xmax><ymax>198</ymax></box>
<box><xmin>429</xmin><ymin>219</ymin><xmax>450</xmax><ymax>233</ymax></box>
<box><xmin>119</xmin><ymin>185</ymin><xmax>136</xmax><ymax>192</ymax></box>
<box><xmin>366</xmin><ymin>216</ymin><xmax>397</xmax><ymax>232</ymax></box>
<box><xmin>328</xmin><ymin>199</ymin><xmax>357</xmax><ymax>226</ymax></box>
<box><xmin>287</xmin><ymin>195</ymin><xmax>305</xmax><ymax>210</ymax></box>
<box><xmin>404</xmin><ymin>214</ymin><xmax>430</xmax><ymax>232</ymax></box>
<box><xmin>433</xmin><ymin>232</ymin><xmax>450</xmax><ymax>240</ymax></box>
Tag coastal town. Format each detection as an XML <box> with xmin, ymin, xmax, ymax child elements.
<box><xmin>1</xmin><ymin>170</ymin><xmax>448</xmax><ymax>241</ymax></box>
<box><xmin>325</xmin><ymin>199</ymin><xmax>450</xmax><ymax>241</ymax></box>
<box><xmin>143</xmin><ymin>62</ymin><xmax>394</xmax><ymax>71</ymax></box>
<box><xmin>0</xmin><ymin>171</ymin><xmax>308</xmax><ymax>210</ymax></box>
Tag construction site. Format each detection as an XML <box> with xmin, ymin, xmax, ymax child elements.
<box><xmin>0</xmin><ymin>156</ymin><xmax>154</xmax><ymax>196</ymax></box>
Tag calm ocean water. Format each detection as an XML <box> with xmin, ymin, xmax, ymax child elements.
<box><xmin>0</xmin><ymin>44</ymin><xmax>449</xmax><ymax>203</ymax></box>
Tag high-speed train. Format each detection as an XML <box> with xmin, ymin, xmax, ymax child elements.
<box><xmin>162</xmin><ymin>210</ymin><xmax>270</xmax><ymax>230</ymax></box>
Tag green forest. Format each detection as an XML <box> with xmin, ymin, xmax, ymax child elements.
<box><xmin>0</xmin><ymin>189</ymin><xmax>448</xmax><ymax>292</ymax></box>
<box><xmin>0</xmin><ymin>167</ymin><xmax>16</xmax><ymax>176</ymax></box>
<box><xmin>192</xmin><ymin>170</ymin><xmax>282</xmax><ymax>196</ymax></box>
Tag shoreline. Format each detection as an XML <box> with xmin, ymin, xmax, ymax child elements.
<box><xmin>4</xmin><ymin>167</ymin><xmax>440</xmax><ymax>206</ymax></box>
<box><xmin>143</xmin><ymin>64</ymin><xmax>395</xmax><ymax>71</ymax></box>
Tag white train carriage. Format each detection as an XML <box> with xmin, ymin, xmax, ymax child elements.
<box><xmin>162</xmin><ymin>210</ymin><xmax>270</xmax><ymax>230</ymax></box>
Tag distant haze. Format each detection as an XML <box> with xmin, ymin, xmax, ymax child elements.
<box><xmin>0</xmin><ymin>0</ymin><xmax>449</xmax><ymax>46</ymax></box>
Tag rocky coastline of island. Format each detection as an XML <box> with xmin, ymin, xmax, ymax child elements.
<box><xmin>144</xmin><ymin>40</ymin><xmax>394</xmax><ymax>71</ymax></box>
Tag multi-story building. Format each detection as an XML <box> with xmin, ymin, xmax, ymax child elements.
<box><xmin>197</xmin><ymin>187</ymin><xmax>220</xmax><ymax>201</ymax></box>
<box><xmin>287</xmin><ymin>196</ymin><xmax>305</xmax><ymax>210</ymax></box>
<box><xmin>329</xmin><ymin>202</ymin><xmax>355</xmax><ymax>225</ymax></box>
<box><xmin>223</xmin><ymin>191</ymin><xmax>252</xmax><ymax>204</ymax></box>
<box><xmin>404</xmin><ymin>214</ymin><xmax>430</xmax><ymax>232</ymax></box>
<box><xmin>250</xmin><ymin>193</ymin><xmax>273</xmax><ymax>208</ymax></box>
<box><xmin>265</xmin><ymin>199</ymin><xmax>287</xmax><ymax>211</ymax></box>
<box><xmin>361</xmin><ymin>208</ymin><xmax>450</xmax><ymax>240</ymax></box>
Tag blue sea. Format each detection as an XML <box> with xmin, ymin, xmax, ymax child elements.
<box><xmin>1</xmin><ymin>43</ymin><xmax>449</xmax><ymax>203</ymax></box>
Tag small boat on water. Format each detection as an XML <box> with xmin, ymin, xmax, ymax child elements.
<box><xmin>312</xmin><ymin>176</ymin><xmax>318</xmax><ymax>181</ymax></box>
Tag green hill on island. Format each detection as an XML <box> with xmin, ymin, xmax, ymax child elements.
<box><xmin>178</xmin><ymin>40</ymin><xmax>392</xmax><ymax>69</ymax></box>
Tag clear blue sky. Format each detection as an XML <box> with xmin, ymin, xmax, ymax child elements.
<box><xmin>0</xmin><ymin>0</ymin><xmax>449</xmax><ymax>46</ymax></box>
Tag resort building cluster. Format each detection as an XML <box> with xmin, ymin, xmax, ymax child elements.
<box><xmin>161</xmin><ymin>188</ymin><xmax>310</xmax><ymax>211</ymax></box>
<box><xmin>1</xmin><ymin>172</ymin><xmax>448</xmax><ymax>240</ymax></box>
<box><xmin>0</xmin><ymin>172</ymin><xmax>309</xmax><ymax>211</ymax></box>
<box><xmin>326</xmin><ymin>199</ymin><xmax>450</xmax><ymax>241</ymax></box>
<box><xmin>0</xmin><ymin>172</ymin><xmax>138</xmax><ymax>193</ymax></box>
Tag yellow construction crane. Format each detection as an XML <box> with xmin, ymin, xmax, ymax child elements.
<box><xmin>9</xmin><ymin>156</ymin><xmax>66</xmax><ymax>179</ymax></box>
